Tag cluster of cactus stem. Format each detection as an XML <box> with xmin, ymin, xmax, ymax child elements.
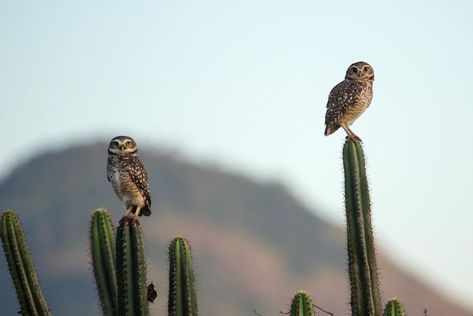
<box><xmin>89</xmin><ymin>209</ymin><xmax>199</xmax><ymax>316</ymax></box>
<box><xmin>0</xmin><ymin>139</ymin><xmax>408</xmax><ymax>316</ymax></box>
<box><xmin>90</xmin><ymin>210</ymin><xmax>151</xmax><ymax>316</ymax></box>
<box><xmin>1</xmin><ymin>209</ymin><xmax>199</xmax><ymax>316</ymax></box>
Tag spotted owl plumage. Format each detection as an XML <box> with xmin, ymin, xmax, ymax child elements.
<box><xmin>324</xmin><ymin>61</ymin><xmax>374</xmax><ymax>142</ymax></box>
<box><xmin>106</xmin><ymin>136</ymin><xmax>151</xmax><ymax>217</ymax></box>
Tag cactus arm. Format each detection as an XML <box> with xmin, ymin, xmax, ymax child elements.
<box><xmin>2</xmin><ymin>214</ymin><xmax>36</xmax><ymax>315</ymax></box>
<box><xmin>90</xmin><ymin>209</ymin><xmax>118</xmax><ymax>316</ymax></box>
<box><xmin>116</xmin><ymin>217</ymin><xmax>149</xmax><ymax>316</ymax></box>
<box><xmin>343</xmin><ymin>140</ymin><xmax>382</xmax><ymax>316</ymax></box>
<box><xmin>182</xmin><ymin>240</ymin><xmax>198</xmax><ymax>314</ymax></box>
<box><xmin>117</xmin><ymin>219</ymin><xmax>133</xmax><ymax>315</ymax></box>
<box><xmin>290</xmin><ymin>291</ymin><xmax>315</xmax><ymax>316</ymax></box>
<box><xmin>168</xmin><ymin>237</ymin><xmax>198</xmax><ymax>316</ymax></box>
<box><xmin>0</xmin><ymin>211</ymin><xmax>51</xmax><ymax>316</ymax></box>
<box><xmin>344</xmin><ymin>142</ymin><xmax>367</xmax><ymax>313</ymax></box>
<box><xmin>131</xmin><ymin>218</ymin><xmax>149</xmax><ymax>314</ymax></box>
<box><xmin>383</xmin><ymin>298</ymin><xmax>406</xmax><ymax>316</ymax></box>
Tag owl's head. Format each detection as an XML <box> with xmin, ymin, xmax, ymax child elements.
<box><xmin>108</xmin><ymin>136</ymin><xmax>138</xmax><ymax>156</ymax></box>
<box><xmin>345</xmin><ymin>61</ymin><xmax>374</xmax><ymax>81</ymax></box>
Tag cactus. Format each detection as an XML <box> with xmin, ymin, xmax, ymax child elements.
<box><xmin>90</xmin><ymin>209</ymin><xmax>118</xmax><ymax>316</ymax></box>
<box><xmin>116</xmin><ymin>217</ymin><xmax>149</xmax><ymax>316</ymax></box>
<box><xmin>343</xmin><ymin>139</ymin><xmax>382</xmax><ymax>316</ymax></box>
<box><xmin>168</xmin><ymin>236</ymin><xmax>198</xmax><ymax>316</ymax></box>
<box><xmin>0</xmin><ymin>211</ymin><xmax>51</xmax><ymax>316</ymax></box>
<box><xmin>0</xmin><ymin>137</ymin><xmax>410</xmax><ymax>316</ymax></box>
<box><xmin>289</xmin><ymin>291</ymin><xmax>315</xmax><ymax>316</ymax></box>
<box><xmin>383</xmin><ymin>298</ymin><xmax>406</xmax><ymax>316</ymax></box>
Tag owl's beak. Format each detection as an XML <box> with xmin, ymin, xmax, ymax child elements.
<box><xmin>119</xmin><ymin>145</ymin><xmax>125</xmax><ymax>150</ymax></box>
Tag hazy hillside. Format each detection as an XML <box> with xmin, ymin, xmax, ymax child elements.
<box><xmin>0</xmin><ymin>143</ymin><xmax>469</xmax><ymax>315</ymax></box>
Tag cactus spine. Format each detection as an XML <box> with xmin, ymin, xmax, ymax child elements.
<box><xmin>343</xmin><ymin>139</ymin><xmax>382</xmax><ymax>316</ymax></box>
<box><xmin>383</xmin><ymin>298</ymin><xmax>406</xmax><ymax>316</ymax></box>
<box><xmin>168</xmin><ymin>236</ymin><xmax>198</xmax><ymax>316</ymax></box>
<box><xmin>0</xmin><ymin>211</ymin><xmax>51</xmax><ymax>316</ymax></box>
<box><xmin>116</xmin><ymin>217</ymin><xmax>149</xmax><ymax>316</ymax></box>
<box><xmin>290</xmin><ymin>291</ymin><xmax>315</xmax><ymax>316</ymax></box>
<box><xmin>90</xmin><ymin>209</ymin><xmax>118</xmax><ymax>316</ymax></box>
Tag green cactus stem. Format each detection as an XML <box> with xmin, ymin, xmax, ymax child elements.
<box><xmin>383</xmin><ymin>298</ymin><xmax>406</xmax><ymax>316</ymax></box>
<box><xmin>116</xmin><ymin>217</ymin><xmax>149</xmax><ymax>316</ymax></box>
<box><xmin>343</xmin><ymin>139</ymin><xmax>382</xmax><ymax>316</ymax></box>
<box><xmin>289</xmin><ymin>291</ymin><xmax>315</xmax><ymax>316</ymax></box>
<box><xmin>168</xmin><ymin>236</ymin><xmax>198</xmax><ymax>316</ymax></box>
<box><xmin>0</xmin><ymin>211</ymin><xmax>51</xmax><ymax>316</ymax></box>
<box><xmin>90</xmin><ymin>209</ymin><xmax>118</xmax><ymax>316</ymax></box>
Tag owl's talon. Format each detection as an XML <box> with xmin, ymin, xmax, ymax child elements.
<box><xmin>119</xmin><ymin>213</ymin><xmax>137</xmax><ymax>224</ymax></box>
<box><xmin>345</xmin><ymin>135</ymin><xmax>362</xmax><ymax>143</ymax></box>
<box><xmin>352</xmin><ymin>135</ymin><xmax>362</xmax><ymax>143</ymax></box>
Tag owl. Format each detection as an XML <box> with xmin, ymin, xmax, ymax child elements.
<box><xmin>106</xmin><ymin>136</ymin><xmax>151</xmax><ymax>218</ymax></box>
<box><xmin>324</xmin><ymin>61</ymin><xmax>374</xmax><ymax>142</ymax></box>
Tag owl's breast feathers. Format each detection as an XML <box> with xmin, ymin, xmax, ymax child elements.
<box><xmin>324</xmin><ymin>80</ymin><xmax>372</xmax><ymax>135</ymax></box>
<box><xmin>107</xmin><ymin>156</ymin><xmax>152</xmax><ymax>216</ymax></box>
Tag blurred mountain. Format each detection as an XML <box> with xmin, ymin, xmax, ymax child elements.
<box><xmin>0</xmin><ymin>143</ymin><xmax>469</xmax><ymax>315</ymax></box>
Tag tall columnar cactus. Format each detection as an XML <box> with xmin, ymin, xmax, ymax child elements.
<box><xmin>168</xmin><ymin>236</ymin><xmax>198</xmax><ymax>316</ymax></box>
<box><xmin>289</xmin><ymin>291</ymin><xmax>315</xmax><ymax>316</ymax></box>
<box><xmin>343</xmin><ymin>139</ymin><xmax>382</xmax><ymax>316</ymax></box>
<box><xmin>116</xmin><ymin>217</ymin><xmax>149</xmax><ymax>316</ymax></box>
<box><xmin>90</xmin><ymin>209</ymin><xmax>118</xmax><ymax>316</ymax></box>
<box><xmin>0</xmin><ymin>211</ymin><xmax>51</xmax><ymax>316</ymax></box>
<box><xmin>383</xmin><ymin>298</ymin><xmax>406</xmax><ymax>316</ymax></box>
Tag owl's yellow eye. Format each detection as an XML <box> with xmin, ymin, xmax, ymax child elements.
<box><xmin>351</xmin><ymin>67</ymin><xmax>358</xmax><ymax>73</ymax></box>
<box><xmin>363</xmin><ymin>66</ymin><xmax>370</xmax><ymax>72</ymax></box>
<box><xmin>126</xmin><ymin>141</ymin><xmax>134</xmax><ymax>147</ymax></box>
<box><xmin>112</xmin><ymin>141</ymin><xmax>119</xmax><ymax>148</ymax></box>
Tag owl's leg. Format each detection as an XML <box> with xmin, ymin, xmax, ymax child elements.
<box><xmin>134</xmin><ymin>206</ymin><xmax>142</xmax><ymax>217</ymax></box>
<box><xmin>119</xmin><ymin>206</ymin><xmax>134</xmax><ymax>223</ymax></box>
<box><xmin>342</xmin><ymin>125</ymin><xmax>362</xmax><ymax>142</ymax></box>
<box><xmin>124</xmin><ymin>206</ymin><xmax>133</xmax><ymax>217</ymax></box>
<box><xmin>347</xmin><ymin>126</ymin><xmax>362</xmax><ymax>142</ymax></box>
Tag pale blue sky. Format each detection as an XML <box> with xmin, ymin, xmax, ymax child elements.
<box><xmin>1</xmin><ymin>0</ymin><xmax>472</xmax><ymax>309</ymax></box>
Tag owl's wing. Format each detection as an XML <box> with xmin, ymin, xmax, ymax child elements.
<box><xmin>127</xmin><ymin>158</ymin><xmax>152</xmax><ymax>208</ymax></box>
<box><xmin>325</xmin><ymin>80</ymin><xmax>363</xmax><ymax>125</ymax></box>
<box><xmin>106</xmin><ymin>157</ymin><xmax>113</xmax><ymax>182</ymax></box>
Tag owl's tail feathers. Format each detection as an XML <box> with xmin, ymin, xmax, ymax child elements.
<box><xmin>324</xmin><ymin>124</ymin><xmax>339</xmax><ymax>136</ymax></box>
<box><xmin>134</xmin><ymin>205</ymin><xmax>151</xmax><ymax>216</ymax></box>
<box><xmin>141</xmin><ymin>205</ymin><xmax>151</xmax><ymax>216</ymax></box>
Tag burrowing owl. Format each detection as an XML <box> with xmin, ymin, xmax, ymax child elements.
<box><xmin>324</xmin><ymin>61</ymin><xmax>374</xmax><ymax>142</ymax></box>
<box><xmin>107</xmin><ymin>136</ymin><xmax>151</xmax><ymax>218</ymax></box>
